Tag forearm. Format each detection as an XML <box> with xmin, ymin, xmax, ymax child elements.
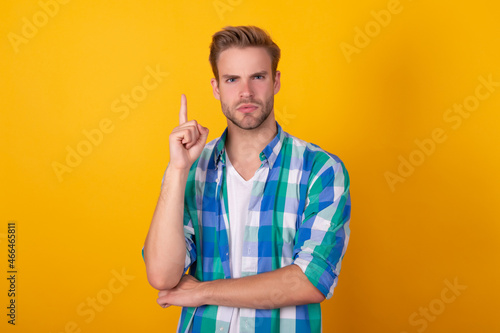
<box><xmin>144</xmin><ymin>166</ymin><xmax>189</xmax><ymax>290</ymax></box>
<box><xmin>202</xmin><ymin>264</ymin><xmax>325</xmax><ymax>309</ymax></box>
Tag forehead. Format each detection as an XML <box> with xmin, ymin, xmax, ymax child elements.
<box><xmin>217</xmin><ymin>47</ymin><xmax>272</xmax><ymax>74</ymax></box>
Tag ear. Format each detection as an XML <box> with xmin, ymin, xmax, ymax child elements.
<box><xmin>210</xmin><ymin>78</ymin><xmax>220</xmax><ymax>100</ymax></box>
<box><xmin>273</xmin><ymin>71</ymin><xmax>281</xmax><ymax>95</ymax></box>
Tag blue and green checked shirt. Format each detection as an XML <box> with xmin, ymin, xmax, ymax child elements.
<box><xmin>168</xmin><ymin>121</ymin><xmax>350</xmax><ymax>333</ymax></box>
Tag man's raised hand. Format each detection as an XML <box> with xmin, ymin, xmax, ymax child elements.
<box><xmin>168</xmin><ymin>94</ymin><xmax>209</xmax><ymax>171</ymax></box>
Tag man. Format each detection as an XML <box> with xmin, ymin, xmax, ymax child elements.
<box><xmin>143</xmin><ymin>25</ymin><xmax>351</xmax><ymax>333</ymax></box>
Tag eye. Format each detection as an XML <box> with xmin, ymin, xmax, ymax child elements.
<box><xmin>226</xmin><ymin>78</ymin><xmax>236</xmax><ymax>83</ymax></box>
<box><xmin>254</xmin><ymin>75</ymin><xmax>264</xmax><ymax>80</ymax></box>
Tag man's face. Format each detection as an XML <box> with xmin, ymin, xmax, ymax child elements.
<box><xmin>211</xmin><ymin>47</ymin><xmax>281</xmax><ymax>130</ymax></box>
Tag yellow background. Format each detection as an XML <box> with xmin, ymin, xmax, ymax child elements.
<box><xmin>1</xmin><ymin>0</ymin><xmax>499</xmax><ymax>332</ymax></box>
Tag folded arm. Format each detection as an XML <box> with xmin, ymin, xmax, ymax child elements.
<box><xmin>157</xmin><ymin>264</ymin><xmax>325</xmax><ymax>309</ymax></box>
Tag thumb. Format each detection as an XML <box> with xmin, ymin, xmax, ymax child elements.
<box><xmin>197</xmin><ymin>123</ymin><xmax>209</xmax><ymax>142</ymax></box>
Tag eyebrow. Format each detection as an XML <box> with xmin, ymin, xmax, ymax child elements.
<box><xmin>221</xmin><ymin>71</ymin><xmax>269</xmax><ymax>79</ymax></box>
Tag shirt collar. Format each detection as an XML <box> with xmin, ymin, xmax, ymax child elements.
<box><xmin>213</xmin><ymin>121</ymin><xmax>285</xmax><ymax>169</ymax></box>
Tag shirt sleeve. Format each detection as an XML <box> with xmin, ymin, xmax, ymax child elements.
<box><xmin>292</xmin><ymin>156</ymin><xmax>351</xmax><ymax>300</ymax></box>
<box><xmin>182</xmin><ymin>203</ymin><xmax>197</xmax><ymax>275</ymax></box>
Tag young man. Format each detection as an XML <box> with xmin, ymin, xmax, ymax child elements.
<box><xmin>143</xmin><ymin>25</ymin><xmax>351</xmax><ymax>333</ymax></box>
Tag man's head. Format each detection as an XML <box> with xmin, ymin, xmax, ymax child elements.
<box><xmin>209</xmin><ymin>26</ymin><xmax>281</xmax><ymax>131</ymax></box>
<box><xmin>209</xmin><ymin>26</ymin><xmax>281</xmax><ymax>84</ymax></box>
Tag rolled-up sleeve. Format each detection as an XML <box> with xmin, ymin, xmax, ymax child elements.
<box><xmin>292</xmin><ymin>157</ymin><xmax>351</xmax><ymax>299</ymax></box>
<box><xmin>182</xmin><ymin>164</ymin><xmax>200</xmax><ymax>275</ymax></box>
<box><xmin>183</xmin><ymin>204</ymin><xmax>197</xmax><ymax>275</ymax></box>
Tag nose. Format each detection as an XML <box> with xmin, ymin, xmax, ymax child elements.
<box><xmin>239</xmin><ymin>79</ymin><xmax>254</xmax><ymax>98</ymax></box>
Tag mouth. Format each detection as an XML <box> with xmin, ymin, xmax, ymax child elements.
<box><xmin>236</xmin><ymin>104</ymin><xmax>259</xmax><ymax>113</ymax></box>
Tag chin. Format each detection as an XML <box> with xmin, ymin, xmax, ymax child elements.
<box><xmin>232</xmin><ymin>121</ymin><xmax>261</xmax><ymax>130</ymax></box>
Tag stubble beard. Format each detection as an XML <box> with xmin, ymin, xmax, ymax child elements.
<box><xmin>221</xmin><ymin>96</ymin><xmax>274</xmax><ymax>130</ymax></box>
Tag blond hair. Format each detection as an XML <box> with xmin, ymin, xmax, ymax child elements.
<box><xmin>209</xmin><ymin>25</ymin><xmax>281</xmax><ymax>83</ymax></box>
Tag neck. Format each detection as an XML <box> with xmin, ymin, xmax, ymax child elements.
<box><xmin>225</xmin><ymin>114</ymin><xmax>277</xmax><ymax>168</ymax></box>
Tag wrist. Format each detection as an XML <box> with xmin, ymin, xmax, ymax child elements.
<box><xmin>200</xmin><ymin>280</ymin><xmax>215</xmax><ymax>305</ymax></box>
<box><xmin>159</xmin><ymin>164</ymin><xmax>190</xmax><ymax>196</ymax></box>
<box><xmin>165</xmin><ymin>163</ymin><xmax>190</xmax><ymax>179</ymax></box>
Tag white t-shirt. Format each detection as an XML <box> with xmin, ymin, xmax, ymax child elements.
<box><xmin>225</xmin><ymin>151</ymin><xmax>264</xmax><ymax>333</ymax></box>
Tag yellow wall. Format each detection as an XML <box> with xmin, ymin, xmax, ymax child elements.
<box><xmin>1</xmin><ymin>0</ymin><xmax>499</xmax><ymax>332</ymax></box>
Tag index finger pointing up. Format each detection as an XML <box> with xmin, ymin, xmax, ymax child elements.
<box><xmin>179</xmin><ymin>94</ymin><xmax>188</xmax><ymax>125</ymax></box>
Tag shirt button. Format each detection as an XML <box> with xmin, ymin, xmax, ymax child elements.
<box><xmin>219</xmin><ymin>327</ymin><xmax>224</xmax><ymax>331</ymax></box>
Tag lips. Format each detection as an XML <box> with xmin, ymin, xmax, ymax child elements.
<box><xmin>237</xmin><ymin>104</ymin><xmax>258</xmax><ymax>113</ymax></box>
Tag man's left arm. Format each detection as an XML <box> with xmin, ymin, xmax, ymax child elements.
<box><xmin>157</xmin><ymin>264</ymin><xmax>324</xmax><ymax>309</ymax></box>
<box><xmin>291</xmin><ymin>156</ymin><xmax>351</xmax><ymax>300</ymax></box>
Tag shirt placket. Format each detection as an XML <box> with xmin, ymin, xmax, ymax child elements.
<box><xmin>215</xmin><ymin>161</ymin><xmax>231</xmax><ymax>280</ymax></box>
<box><xmin>215</xmin><ymin>160</ymin><xmax>235</xmax><ymax>333</ymax></box>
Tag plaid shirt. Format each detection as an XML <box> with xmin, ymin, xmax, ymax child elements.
<box><xmin>168</xmin><ymin>122</ymin><xmax>351</xmax><ymax>333</ymax></box>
